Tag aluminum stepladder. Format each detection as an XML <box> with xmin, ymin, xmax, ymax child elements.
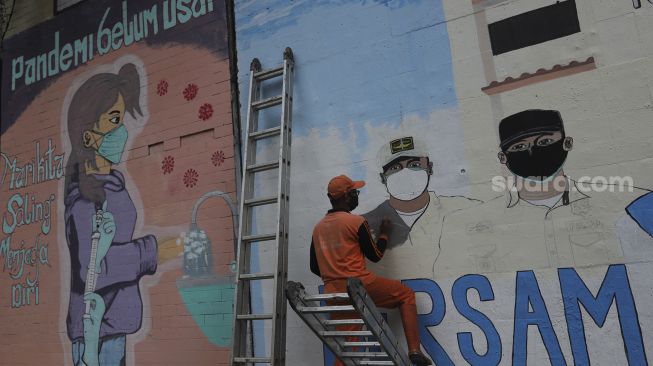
<box><xmin>231</xmin><ymin>47</ymin><xmax>294</xmax><ymax>365</ymax></box>
<box><xmin>285</xmin><ymin>278</ymin><xmax>411</xmax><ymax>366</ymax></box>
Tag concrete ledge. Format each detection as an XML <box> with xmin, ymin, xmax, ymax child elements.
<box><xmin>482</xmin><ymin>57</ymin><xmax>597</xmax><ymax>95</ymax></box>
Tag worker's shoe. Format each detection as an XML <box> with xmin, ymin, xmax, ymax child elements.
<box><xmin>409</xmin><ymin>351</ymin><xmax>432</xmax><ymax>366</ymax></box>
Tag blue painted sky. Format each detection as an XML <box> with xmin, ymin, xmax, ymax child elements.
<box><xmin>235</xmin><ymin>0</ymin><xmax>457</xmax><ymax>137</ymax></box>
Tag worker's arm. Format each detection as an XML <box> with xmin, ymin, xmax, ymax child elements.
<box><xmin>309</xmin><ymin>239</ymin><xmax>321</xmax><ymax>276</ymax></box>
<box><xmin>358</xmin><ymin>220</ymin><xmax>388</xmax><ymax>263</ymax></box>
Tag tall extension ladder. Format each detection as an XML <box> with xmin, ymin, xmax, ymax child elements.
<box><xmin>286</xmin><ymin>278</ymin><xmax>412</xmax><ymax>366</ymax></box>
<box><xmin>232</xmin><ymin>48</ymin><xmax>295</xmax><ymax>365</ymax></box>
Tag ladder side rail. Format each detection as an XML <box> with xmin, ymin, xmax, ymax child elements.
<box><xmin>276</xmin><ymin>50</ymin><xmax>295</xmax><ymax>365</ymax></box>
<box><xmin>347</xmin><ymin>278</ymin><xmax>411</xmax><ymax>366</ymax></box>
<box><xmin>243</xmin><ymin>66</ymin><xmax>264</xmax><ymax>362</ymax></box>
<box><xmin>232</xmin><ymin>59</ymin><xmax>263</xmax><ymax>363</ymax></box>
<box><xmin>285</xmin><ymin>282</ymin><xmax>359</xmax><ymax>366</ymax></box>
<box><xmin>284</xmin><ymin>48</ymin><xmax>295</xmax><ymax>140</ymax></box>
<box><xmin>269</xmin><ymin>51</ymin><xmax>293</xmax><ymax>365</ymax></box>
<box><xmin>269</xmin><ymin>72</ymin><xmax>286</xmax><ymax>366</ymax></box>
<box><xmin>279</xmin><ymin>54</ymin><xmax>295</xmax><ymax>363</ymax></box>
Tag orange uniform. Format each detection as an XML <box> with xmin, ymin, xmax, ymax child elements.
<box><xmin>310</xmin><ymin>209</ymin><xmax>421</xmax><ymax>366</ymax></box>
<box><xmin>310</xmin><ymin>209</ymin><xmax>384</xmax><ymax>283</ymax></box>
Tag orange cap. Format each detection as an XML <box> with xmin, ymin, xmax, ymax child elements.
<box><xmin>327</xmin><ymin>175</ymin><xmax>365</xmax><ymax>199</ymax></box>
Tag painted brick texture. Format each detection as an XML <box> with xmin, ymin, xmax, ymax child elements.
<box><xmin>0</xmin><ymin>0</ymin><xmax>237</xmax><ymax>365</ymax></box>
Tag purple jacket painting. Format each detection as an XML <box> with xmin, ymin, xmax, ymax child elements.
<box><xmin>65</xmin><ymin>170</ymin><xmax>157</xmax><ymax>341</ymax></box>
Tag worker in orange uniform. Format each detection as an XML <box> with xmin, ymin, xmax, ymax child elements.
<box><xmin>309</xmin><ymin>175</ymin><xmax>432</xmax><ymax>366</ymax></box>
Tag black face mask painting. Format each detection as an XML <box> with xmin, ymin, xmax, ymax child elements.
<box><xmin>505</xmin><ymin>139</ymin><xmax>568</xmax><ymax>181</ymax></box>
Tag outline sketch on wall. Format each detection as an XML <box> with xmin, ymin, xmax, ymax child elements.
<box><xmin>436</xmin><ymin>110</ymin><xmax>653</xmax><ymax>276</ymax></box>
<box><xmin>633</xmin><ymin>0</ymin><xmax>653</xmax><ymax>8</ymax></box>
<box><xmin>62</xmin><ymin>62</ymin><xmax>174</xmax><ymax>366</ymax></box>
<box><xmin>362</xmin><ymin>136</ymin><xmax>481</xmax><ymax>279</ymax></box>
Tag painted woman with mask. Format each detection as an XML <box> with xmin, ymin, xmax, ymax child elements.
<box><xmin>63</xmin><ymin>63</ymin><xmax>157</xmax><ymax>366</ymax></box>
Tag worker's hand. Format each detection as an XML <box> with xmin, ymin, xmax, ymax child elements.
<box><xmin>379</xmin><ymin>218</ymin><xmax>393</xmax><ymax>238</ymax></box>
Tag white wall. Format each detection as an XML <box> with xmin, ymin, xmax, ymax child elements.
<box><xmin>235</xmin><ymin>1</ymin><xmax>653</xmax><ymax>364</ymax></box>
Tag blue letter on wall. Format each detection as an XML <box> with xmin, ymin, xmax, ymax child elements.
<box><xmin>626</xmin><ymin>192</ymin><xmax>653</xmax><ymax>237</ymax></box>
<box><xmin>513</xmin><ymin>271</ymin><xmax>566</xmax><ymax>366</ymax></box>
<box><xmin>403</xmin><ymin>279</ymin><xmax>454</xmax><ymax>366</ymax></box>
<box><xmin>558</xmin><ymin>265</ymin><xmax>648</xmax><ymax>365</ymax></box>
<box><xmin>452</xmin><ymin>274</ymin><xmax>502</xmax><ymax>365</ymax></box>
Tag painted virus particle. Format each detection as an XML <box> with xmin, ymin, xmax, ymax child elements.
<box><xmin>211</xmin><ymin>150</ymin><xmax>225</xmax><ymax>167</ymax></box>
<box><xmin>183</xmin><ymin>83</ymin><xmax>199</xmax><ymax>101</ymax></box>
<box><xmin>198</xmin><ymin>103</ymin><xmax>213</xmax><ymax>121</ymax></box>
<box><xmin>183</xmin><ymin>168</ymin><xmax>199</xmax><ymax>188</ymax></box>
<box><xmin>157</xmin><ymin>80</ymin><xmax>169</xmax><ymax>96</ymax></box>
<box><xmin>162</xmin><ymin>155</ymin><xmax>175</xmax><ymax>174</ymax></box>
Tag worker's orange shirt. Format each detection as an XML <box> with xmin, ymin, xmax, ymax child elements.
<box><xmin>311</xmin><ymin>209</ymin><xmax>386</xmax><ymax>284</ymax></box>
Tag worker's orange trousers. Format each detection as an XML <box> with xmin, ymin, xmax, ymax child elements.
<box><xmin>324</xmin><ymin>276</ymin><xmax>420</xmax><ymax>366</ymax></box>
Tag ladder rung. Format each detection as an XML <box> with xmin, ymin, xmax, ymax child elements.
<box><xmin>344</xmin><ymin>341</ymin><xmax>381</xmax><ymax>347</ymax></box>
<box><xmin>320</xmin><ymin>330</ymin><xmax>372</xmax><ymax>337</ymax></box>
<box><xmin>236</xmin><ymin>313</ymin><xmax>273</xmax><ymax>320</ymax></box>
<box><xmin>233</xmin><ymin>357</ymin><xmax>272</xmax><ymax>363</ymax></box>
<box><xmin>341</xmin><ymin>352</ymin><xmax>389</xmax><ymax>358</ymax></box>
<box><xmin>249</xmin><ymin>126</ymin><xmax>281</xmax><ymax>140</ymax></box>
<box><xmin>323</xmin><ymin>319</ymin><xmax>364</xmax><ymax>326</ymax></box>
<box><xmin>304</xmin><ymin>293</ymin><xmax>350</xmax><ymax>301</ymax></box>
<box><xmin>247</xmin><ymin>161</ymin><xmax>279</xmax><ymax>173</ymax></box>
<box><xmin>297</xmin><ymin>305</ymin><xmax>354</xmax><ymax>313</ymax></box>
<box><xmin>254</xmin><ymin>66</ymin><xmax>284</xmax><ymax>81</ymax></box>
<box><xmin>359</xmin><ymin>361</ymin><xmax>394</xmax><ymax>366</ymax></box>
<box><xmin>240</xmin><ymin>272</ymin><xmax>275</xmax><ymax>280</ymax></box>
<box><xmin>252</xmin><ymin>95</ymin><xmax>283</xmax><ymax>110</ymax></box>
<box><xmin>245</xmin><ymin>196</ymin><xmax>278</xmax><ymax>207</ymax></box>
<box><xmin>242</xmin><ymin>233</ymin><xmax>277</xmax><ymax>242</ymax></box>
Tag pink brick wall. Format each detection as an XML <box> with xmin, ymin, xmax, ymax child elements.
<box><xmin>0</xmin><ymin>1</ymin><xmax>237</xmax><ymax>365</ymax></box>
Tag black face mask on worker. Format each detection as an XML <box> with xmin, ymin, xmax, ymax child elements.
<box><xmin>347</xmin><ymin>190</ymin><xmax>359</xmax><ymax>211</ymax></box>
<box><xmin>505</xmin><ymin>139</ymin><xmax>568</xmax><ymax>181</ymax></box>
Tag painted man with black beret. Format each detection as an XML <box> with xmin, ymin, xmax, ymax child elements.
<box><xmin>436</xmin><ymin>109</ymin><xmax>653</xmax><ymax>275</ymax></box>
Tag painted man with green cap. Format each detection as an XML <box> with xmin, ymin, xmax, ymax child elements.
<box><xmin>362</xmin><ymin>136</ymin><xmax>481</xmax><ymax>279</ymax></box>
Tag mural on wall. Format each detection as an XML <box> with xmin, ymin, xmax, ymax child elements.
<box><xmin>235</xmin><ymin>0</ymin><xmax>472</xmax><ymax>360</ymax></box>
<box><xmin>436</xmin><ymin>109</ymin><xmax>653</xmax><ymax>275</ymax></box>
<box><xmin>1</xmin><ymin>138</ymin><xmax>62</xmax><ymax>308</ymax></box>
<box><xmin>236</xmin><ymin>0</ymin><xmax>653</xmax><ymax>364</ymax></box>
<box><xmin>363</xmin><ymin>136</ymin><xmax>481</xmax><ymax>279</ymax></box>
<box><xmin>627</xmin><ymin>193</ymin><xmax>653</xmax><ymax>237</ymax></box>
<box><xmin>321</xmin><ymin>109</ymin><xmax>652</xmax><ymax>365</ymax></box>
<box><xmin>0</xmin><ymin>0</ymin><xmax>237</xmax><ymax>365</ymax></box>
<box><xmin>63</xmin><ymin>61</ymin><xmax>165</xmax><ymax>365</ymax></box>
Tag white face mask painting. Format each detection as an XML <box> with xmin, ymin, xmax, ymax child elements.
<box><xmin>385</xmin><ymin>169</ymin><xmax>429</xmax><ymax>201</ymax></box>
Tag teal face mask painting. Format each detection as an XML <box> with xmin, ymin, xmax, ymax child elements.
<box><xmin>93</xmin><ymin>125</ymin><xmax>128</xmax><ymax>164</ymax></box>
